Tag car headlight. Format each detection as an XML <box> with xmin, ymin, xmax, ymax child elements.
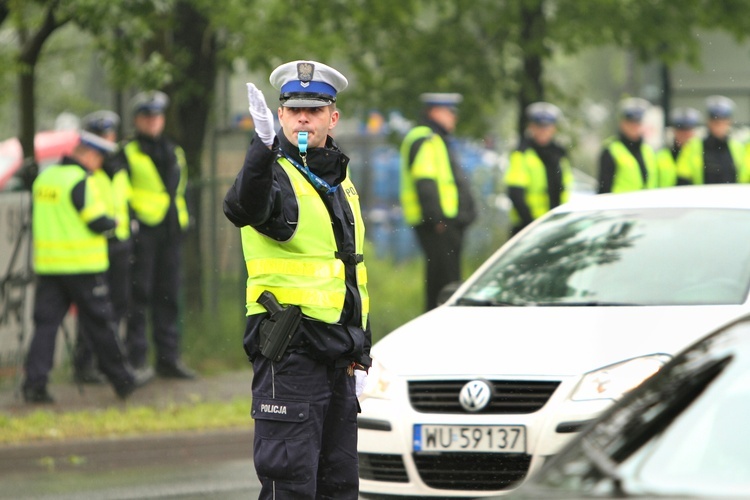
<box><xmin>361</xmin><ymin>358</ymin><xmax>394</xmax><ymax>401</ymax></box>
<box><xmin>571</xmin><ymin>354</ymin><xmax>671</xmax><ymax>402</ymax></box>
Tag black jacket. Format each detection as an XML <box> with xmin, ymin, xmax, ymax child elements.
<box><xmin>223</xmin><ymin>132</ymin><xmax>372</xmax><ymax>369</ymax></box>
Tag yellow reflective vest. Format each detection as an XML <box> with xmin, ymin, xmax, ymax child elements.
<box><xmin>125</xmin><ymin>141</ymin><xmax>188</xmax><ymax>228</ymax></box>
<box><xmin>240</xmin><ymin>158</ymin><xmax>369</xmax><ymax>329</ymax></box>
<box><xmin>676</xmin><ymin>137</ymin><xmax>749</xmax><ymax>184</ymax></box>
<box><xmin>90</xmin><ymin>167</ymin><xmax>132</xmax><ymax>241</ymax></box>
<box><xmin>32</xmin><ymin>164</ymin><xmax>109</xmax><ymax>274</ymax></box>
<box><xmin>504</xmin><ymin>147</ymin><xmax>574</xmax><ymax>224</ymax></box>
<box><xmin>400</xmin><ymin>126</ymin><xmax>459</xmax><ymax>226</ymax></box>
<box><xmin>606</xmin><ymin>139</ymin><xmax>658</xmax><ymax>193</ymax></box>
<box><xmin>655</xmin><ymin>147</ymin><xmax>679</xmax><ymax>188</ymax></box>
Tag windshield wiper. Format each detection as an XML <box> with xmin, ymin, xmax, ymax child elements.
<box><xmin>580</xmin><ymin>439</ymin><xmax>629</xmax><ymax>496</ymax></box>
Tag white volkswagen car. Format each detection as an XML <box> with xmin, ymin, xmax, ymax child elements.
<box><xmin>358</xmin><ymin>184</ymin><xmax>750</xmax><ymax>498</ymax></box>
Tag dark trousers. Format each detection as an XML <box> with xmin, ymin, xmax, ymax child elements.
<box><xmin>24</xmin><ymin>274</ymin><xmax>132</xmax><ymax>391</ymax></box>
<box><xmin>75</xmin><ymin>239</ymin><xmax>132</xmax><ymax>370</ymax></box>
<box><xmin>415</xmin><ymin>222</ymin><xmax>464</xmax><ymax>311</ymax></box>
<box><xmin>126</xmin><ymin>224</ymin><xmax>182</xmax><ymax>367</ymax></box>
<box><xmin>252</xmin><ymin>351</ymin><xmax>359</xmax><ymax>499</ymax></box>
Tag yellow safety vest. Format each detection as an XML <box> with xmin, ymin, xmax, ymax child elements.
<box><xmin>32</xmin><ymin>164</ymin><xmax>109</xmax><ymax>274</ymax></box>
<box><xmin>676</xmin><ymin>137</ymin><xmax>749</xmax><ymax>184</ymax></box>
<box><xmin>504</xmin><ymin>147</ymin><xmax>574</xmax><ymax>223</ymax></box>
<box><xmin>125</xmin><ymin>141</ymin><xmax>189</xmax><ymax>228</ymax></box>
<box><xmin>89</xmin><ymin>168</ymin><xmax>131</xmax><ymax>241</ymax></box>
<box><xmin>240</xmin><ymin>158</ymin><xmax>369</xmax><ymax>328</ymax></box>
<box><xmin>400</xmin><ymin>126</ymin><xmax>458</xmax><ymax>225</ymax></box>
<box><xmin>655</xmin><ymin>147</ymin><xmax>679</xmax><ymax>188</ymax></box>
<box><xmin>607</xmin><ymin>139</ymin><xmax>658</xmax><ymax>193</ymax></box>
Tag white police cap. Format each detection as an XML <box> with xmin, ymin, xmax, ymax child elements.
<box><xmin>79</xmin><ymin>130</ymin><xmax>118</xmax><ymax>155</ymax></box>
<box><xmin>131</xmin><ymin>90</ymin><xmax>170</xmax><ymax>115</ymax></box>
<box><xmin>669</xmin><ymin>107</ymin><xmax>701</xmax><ymax>129</ymax></box>
<box><xmin>420</xmin><ymin>93</ymin><xmax>463</xmax><ymax>108</ymax></box>
<box><xmin>270</xmin><ymin>60</ymin><xmax>348</xmax><ymax>108</ymax></box>
<box><xmin>81</xmin><ymin>110</ymin><xmax>120</xmax><ymax>135</ymax></box>
<box><xmin>526</xmin><ymin>101</ymin><xmax>562</xmax><ymax>125</ymax></box>
<box><xmin>706</xmin><ymin>95</ymin><xmax>735</xmax><ymax>119</ymax></box>
<box><xmin>618</xmin><ymin>97</ymin><xmax>650</xmax><ymax>122</ymax></box>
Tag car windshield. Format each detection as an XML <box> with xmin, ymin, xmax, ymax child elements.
<box><xmin>458</xmin><ymin>208</ymin><xmax>750</xmax><ymax>306</ymax></box>
<box><xmin>527</xmin><ymin>322</ymin><xmax>750</xmax><ymax>497</ymax></box>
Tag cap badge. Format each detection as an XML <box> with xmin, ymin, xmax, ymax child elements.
<box><xmin>297</xmin><ymin>62</ymin><xmax>314</xmax><ymax>83</ymax></box>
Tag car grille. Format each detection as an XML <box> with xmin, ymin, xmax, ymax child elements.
<box><xmin>358</xmin><ymin>453</ymin><xmax>409</xmax><ymax>483</ymax></box>
<box><xmin>409</xmin><ymin>379</ymin><xmax>560</xmax><ymax>414</ymax></box>
<box><xmin>413</xmin><ymin>452</ymin><xmax>531</xmax><ymax>491</ymax></box>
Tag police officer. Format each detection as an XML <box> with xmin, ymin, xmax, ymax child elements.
<box><xmin>400</xmin><ymin>92</ymin><xmax>476</xmax><ymax>311</ymax></box>
<box><xmin>22</xmin><ymin>131</ymin><xmax>142</xmax><ymax>403</ymax></box>
<box><xmin>505</xmin><ymin>102</ymin><xmax>573</xmax><ymax>235</ymax></box>
<box><xmin>223</xmin><ymin>60</ymin><xmax>372</xmax><ymax>499</ymax></box>
<box><xmin>597</xmin><ymin>97</ymin><xmax>658</xmax><ymax>193</ymax></box>
<box><xmin>676</xmin><ymin>95</ymin><xmax>749</xmax><ymax>185</ymax></box>
<box><xmin>124</xmin><ymin>91</ymin><xmax>195</xmax><ymax>379</ymax></box>
<box><xmin>656</xmin><ymin>107</ymin><xmax>701</xmax><ymax>187</ymax></box>
<box><xmin>72</xmin><ymin>110</ymin><xmax>137</xmax><ymax>385</ymax></box>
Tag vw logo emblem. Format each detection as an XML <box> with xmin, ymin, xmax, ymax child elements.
<box><xmin>459</xmin><ymin>380</ymin><xmax>492</xmax><ymax>412</ymax></box>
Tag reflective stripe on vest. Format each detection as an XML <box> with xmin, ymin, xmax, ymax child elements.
<box><xmin>125</xmin><ymin>141</ymin><xmax>188</xmax><ymax>228</ymax></box>
<box><xmin>607</xmin><ymin>140</ymin><xmax>657</xmax><ymax>193</ymax></box>
<box><xmin>240</xmin><ymin>158</ymin><xmax>369</xmax><ymax>328</ymax></box>
<box><xmin>400</xmin><ymin>126</ymin><xmax>459</xmax><ymax>225</ymax></box>
<box><xmin>32</xmin><ymin>165</ymin><xmax>109</xmax><ymax>274</ymax></box>
<box><xmin>504</xmin><ymin>148</ymin><xmax>574</xmax><ymax>223</ymax></box>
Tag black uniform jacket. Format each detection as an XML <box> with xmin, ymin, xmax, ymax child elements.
<box><xmin>223</xmin><ymin>132</ymin><xmax>372</xmax><ymax>369</ymax></box>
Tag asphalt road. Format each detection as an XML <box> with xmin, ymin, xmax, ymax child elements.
<box><xmin>0</xmin><ymin>430</ymin><xmax>261</xmax><ymax>499</ymax></box>
<box><xmin>0</xmin><ymin>371</ymin><xmax>262</xmax><ymax>498</ymax></box>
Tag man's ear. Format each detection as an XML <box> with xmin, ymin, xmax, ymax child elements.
<box><xmin>329</xmin><ymin>109</ymin><xmax>340</xmax><ymax>130</ymax></box>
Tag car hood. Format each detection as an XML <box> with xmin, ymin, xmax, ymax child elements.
<box><xmin>372</xmin><ymin>305</ymin><xmax>745</xmax><ymax>378</ymax></box>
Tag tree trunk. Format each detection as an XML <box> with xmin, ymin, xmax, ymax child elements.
<box><xmin>517</xmin><ymin>0</ymin><xmax>547</xmax><ymax>135</ymax></box>
<box><xmin>166</xmin><ymin>2</ymin><xmax>219</xmax><ymax>310</ymax></box>
<box><xmin>16</xmin><ymin>0</ymin><xmax>68</xmax><ymax>184</ymax></box>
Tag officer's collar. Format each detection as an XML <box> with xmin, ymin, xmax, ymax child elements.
<box><xmin>618</xmin><ymin>132</ymin><xmax>642</xmax><ymax>148</ymax></box>
<box><xmin>278</xmin><ymin>132</ymin><xmax>349</xmax><ymax>188</ymax></box>
<box><xmin>424</xmin><ymin>118</ymin><xmax>450</xmax><ymax>137</ymax></box>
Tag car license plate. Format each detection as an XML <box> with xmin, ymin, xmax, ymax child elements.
<box><xmin>413</xmin><ymin>424</ymin><xmax>526</xmax><ymax>453</ymax></box>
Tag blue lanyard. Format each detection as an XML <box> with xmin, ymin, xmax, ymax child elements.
<box><xmin>282</xmin><ymin>131</ymin><xmax>338</xmax><ymax>195</ymax></box>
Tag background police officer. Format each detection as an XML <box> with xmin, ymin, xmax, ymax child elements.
<box><xmin>505</xmin><ymin>102</ymin><xmax>573</xmax><ymax>235</ymax></box>
<box><xmin>124</xmin><ymin>91</ymin><xmax>195</xmax><ymax>380</ymax></box>
<box><xmin>656</xmin><ymin>107</ymin><xmax>701</xmax><ymax>187</ymax></box>
<box><xmin>597</xmin><ymin>97</ymin><xmax>657</xmax><ymax>193</ymax></box>
<box><xmin>73</xmin><ymin>110</ymin><xmax>137</xmax><ymax>385</ymax></box>
<box><xmin>400</xmin><ymin>93</ymin><xmax>476</xmax><ymax>311</ymax></box>
<box><xmin>22</xmin><ymin>131</ymin><xmax>142</xmax><ymax>403</ymax></box>
<box><xmin>676</xmin><ymin>95</ymin><xmax>749</xmax><ymax>185</ymax></box>
<box><xmin>223</xmin><ymin>60</ymin><xmax>372</xmax><ymax>499</ymax></box>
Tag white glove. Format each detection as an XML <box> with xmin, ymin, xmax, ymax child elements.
<box><xmin>246</xmin><ymin>83</ymin><xmax>275</xmax><ymax>146</ymax></box>
<box><xmin>355</xmin><ymin>370</ymin><xmax>367</xmax><ymax>399</ymax></box>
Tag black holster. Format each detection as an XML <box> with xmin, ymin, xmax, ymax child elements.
<box><xmin>257</xmin><ymin>291</ymin><xmax>302</xmax><ymax>362</ymax></box>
